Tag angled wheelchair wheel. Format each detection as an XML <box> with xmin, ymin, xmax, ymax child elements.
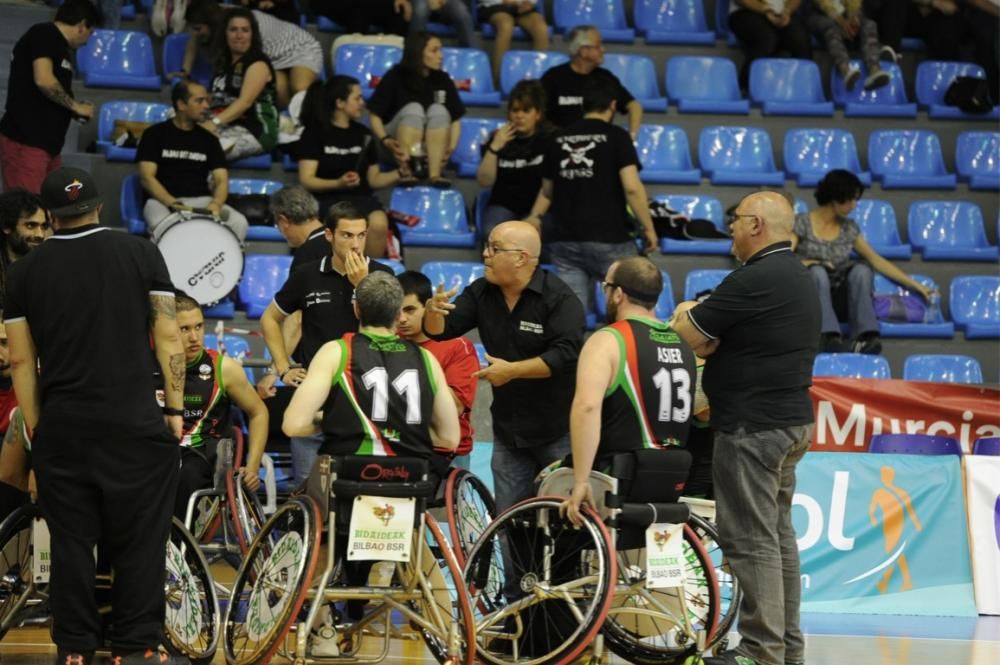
<box><xmin>462</xmin><ymin>497</ymin><xmax>616</xmax><ymax>665</ymax></box>
<box><xmin>163</xmin><ymin>517</ymin><xmax>220</xmax><ymax>664</ymax></box>
<box><xmin>228</xmin><ymin>475</ymin><xmax>266</xmax><ymax>555</ymax></box>
<box><xmin>689</xmin><ymin>513</ymin><xmax>740</xmax><ymax>651</ymax></box>
<box><xmin>0</xmin><ymin>503</ymin><xmax>41</xmax><ymax>640</ymax></box>
<box><xmin>602</xmin><ymin>522</ymin><xmax>721</xmax><ymax>665</ymax></box>
<box><xmin>222</xmin><ymin>496</ymin><xmax>321</xmax><ymax>665</ymax></box>
<box><xmin>444</xmin><ymin>468</ymin><xmax>495</xmax><ymax>567</ymax></box>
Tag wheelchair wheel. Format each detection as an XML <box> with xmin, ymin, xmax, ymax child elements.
<box><xmin>163</xmin><ymin>517</ymin><xmax>220</xmax><ymax>664</ymax></box>
<box><xmin>444</xmin><ymin>468</ymin><xmax>495</xmax><ymax>567</ymax></box>
<box><xmin>191</xmin><ymin>496</ymin><xmax>222</xmax><ymax>544</ymax></box>
<box><xmin>689</xmin><ymin>513</ymin><xmax>740</xmax><ymax>651</ymax></box>
<box><xmin>0</xmin><ymin>503</ymin><xmax>41</xmax><ymax>640</ymax></box>
<box><xmin>228</xmin><ymin>474</ymin><xmax>266</xmax><ymax>555</ymax></box>
<box><xmin>222</xmin><ymin>496</ymin><xmax>321</xmax><ymax>665</ymax></box>
<box><xmin>601</xmin><ymin>522</ymin><xmax>720</xmax><ymax>665</ymax></box>
<box><xmin>462</xmin><ymin>497</ymin><xmax>616</xmax><ymax>665</ymax></box>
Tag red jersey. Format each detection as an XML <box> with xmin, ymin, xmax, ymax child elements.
<box><xmin>0</xmin><ymin>386</ymin><xmax>19</xmax><ymax>434</ymax></box>
<box><xmin>420</xmin><ymin>337</ymin><xmax>479</xmax><ymax>456</ymax></box>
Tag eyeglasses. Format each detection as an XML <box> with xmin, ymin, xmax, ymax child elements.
<box><xmin>725</xmin><ymin>213</ymin><xmax>759</xmax><ymax>233</ymax></box>
<box><xmin>484</xmin><ymin>243</ymin><xmax>525</xmax><ymax>256</ymax></box>
<box><xmin>601</xmin><ymin>281</ymin><xmax>620</xmax><ymax>291</ymax></box>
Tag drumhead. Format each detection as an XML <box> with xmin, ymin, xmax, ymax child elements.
<box><xmin>156</xmin><ymin>216</ymin><xmax>244</xmax><ymax>305</ymax></box>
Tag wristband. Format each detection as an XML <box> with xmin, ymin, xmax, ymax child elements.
<box><xmin>486</xmin><ymin>144</ymin><xmax>500</xmax><ymax>155</ymax></box>
<box><xmin>163</xmin><ymin>406</ymin><xmax>184</xmax><ymax>417</ymax></box>
<box><xmin>380</xmin><ymin>135</ymin><xmax>392</xmax><ymax>144</ymax></box>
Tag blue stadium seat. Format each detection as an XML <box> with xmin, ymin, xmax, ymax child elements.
<box><xmin>868</xmin><ymin>130</ymin><xmax>957</xmax><ymax>189</ymax></box>
<box><xmin>121</xmin><ymin>1</ymin><xmax>136</xmax><ymax>20</ymax></box>
<box><xmin>381</xmin><ymin>258</ymin><xmax>406</xmax><ymax>275</ymax></box>
<box><xmin>851</xmin><ymin>199</ymin><xmax>910</xmax><ymax>260</ymax></box>
<box><xmin>120</xmin><ymin>174</ymin><xmax>146</xmax><ymax>235</ymax></box>
<box><xmin>317</xmin><ymin>16</ymin><xmax>342</xmax><ymax>32</ymax></box>
<box><xmin>635</xmin><ymin>0</ymin><xmax>714</xmax><ymax>45</ymax></box>
<box><xmin>830</xmin><ymin>61</ymin><xmax>917</xmax><ymax>118</ymax></box>
<box><xmin>914</xmin><ymin>61</ymin><xmax>1000</xmax><ymax>121</ymax></box>
<box><xmin>97</xmin><ymin>100</ymin><xmax>170</xmax><ymax>162</ymax></box>
<box><xmin>334</xmin><ymin>44</ymin><xmax>402</xmax><ymax>99</ymax></box>
<box><xmin>452</xmin><ymin>117</ymin><xmax>504</xmax><ymax>177</ymax></box>
<box><xmin>553</xmin><ymin>0</ymin><xmax>636</xmax><ymax>42</ymax></box>
<box><xmin>442</xmin><ymin>47</ymin><xmax>502</xmax><ymax>107</ymax></box>
<box><xmin>499</xmin><ymin>50</ymin><xmax>568</xmax><ymax>96</ymax></box>
<box><xmin>228</xmin><ymin>153</ymin><xmax>273</xmax><ymax>170</ymax></box>
<box><xmin>77</xmin><ymin>29</ymin><xmax>161</xmax><ymax>90</ymax></box>
<box><xmin>907</xmin><ymin>201</ymin><xmax>998</xmax><ymax>261</ymax></box>
<box><xmin>869</xmin><ymin>433</ymin><xmax>962</xmax><ymax>455</ymax></box>
<box><xmin>203</xmin><ymin>333</ymin><xmax>254</xmax><ymax>383</ymax></box>
<box><xmin>666</xmin><ymin>57</ymin><xmax>750</xmax><ymax>114</ymax></box>
<box><xmin>601</xmin><ymin>53</ymin><xmax>667</xmax><ymax>112</ymax></box>
<box><xmin>162</xmin><ymin>32</ymin><xmax>212</xmax><ymax>86</ymax></box>
<box><xmin>419</xmin><ymin>261</ymin><xmax>484</xmax><ymax>296</ymax></box>
<box><xmin>238</xmin><ymin>255</ymin><xmax>293</xmax><ymax>319</ymax></box>
<box><xmin>698</xmin><ymin>126</ymin><xmax>784</xmax><ymax>186</ymax></box>
<box><xmin>973</xmin><ymin>437</ymin><xmax>1000</xmax><ymax>455</ymax></box>
<box><xmin>950</xmin><ymin>275</ymin><xmax>1000</xmax><ymax>339</ymax></box>
<box><xmin>782</xmin><ymin>128</ymin><xmax>870</xmax><ymax>187</ymax></box>
<box><xmin>203</xmin><ymin>298</ymin><xmax>235</xmax><ymax>321</ymax></box>
<box><xmin>793</xmin><ymin>198</ymin><xmax>809</xmax><ymax>216</ymax></box>
<box><xmin>228</xmin><ymin>179</ymin><xmax>283</xmax><ymax>241</ymax></box>
<box><xmin>472</xmin><ymin>342</ymin><xmax>488</xmax><ymax>368</ymax></box>
<box><xmin>474</xmin><ymin>189</ymin><xmax>490</xmax><ymax>239</ymax></box>
<box><xmin>955</xmin><ymin>131</ymin><xmax>1000</xmax><ymax>190</ymax></box>
<box><xmin>812</xmin><ymin>352</ymin><xmax>892</xmax><ymax>379</ymax></box>
<box><xmin>655</xmin><ymin>194</ymin><xmax>731</xmax><ymax>255</ymax></box>
<box><xmin>903</xmin><ymin>354</ymin><xmax>983</xmax><ymax>384</ymax></box>
<box><xmin>477</xmin><ymin>0</ymin><xmax>554</xmax><ymax>39</ymax></box>
<box><xmin>634</xmin><ymin>125</ymin><xmax>700</xmax><ymax>184</ymax></box>
<box><xmin>594</xmin><ymin>270</ymin><xmax>676</xmax><ymax>321</ymax></box>
<box><xmin>873</xmin><ymin>273</ymin><xmax>955</xmax><ymax>338</ymax></box>
<box><xmin>750</xmin><ymin>59</ymin><xmax>834</xmax><ymax>117</ymax></box>
<box><xmin>684</xmin><ymin>269</ymin><xmax>732</xmax><ymax>301</ymax></box>
<box><xmin>389</xmin><ymin>187</ymin><xmax>476</xmax><ymax>247</ymax></box>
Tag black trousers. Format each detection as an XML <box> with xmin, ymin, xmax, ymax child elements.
<box><xmin>729</xmin><ymin>9</ymin><xmax>812</xmax><ymax>89</ymax></box>
<box><xmin>33</xmin><ymin>426</ymin><xmax>180</xmax><ymax>653</ymax></box>
<box><xmin>175</xmin><ymin>440</ymin><xmax>219</xmax><ymax>522</ymax></box>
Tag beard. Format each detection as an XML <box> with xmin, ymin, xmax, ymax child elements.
<box><xmin>6</xmin><ymin>231</ymin><xmax>37</xmax><ymax>258</ymax></box>
<box><xmin>606</xmin><ymin>300</ymin><xmax>618</xmax><ymax>325</ymax></box>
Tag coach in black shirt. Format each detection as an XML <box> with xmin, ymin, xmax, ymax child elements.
<box><xmin>424</xmin><ymin>220</ymin><xmax>584</xmax><ymax>512</ymax></box>
<box><xmin>673</xmin><ymin>191</ymin><xmax>820</xmax><ymax>665</ymax></box>
<box><xmin>4</xmin><ymin>168</ymin><xmax>185</xmax><ymax>665</ymax></box>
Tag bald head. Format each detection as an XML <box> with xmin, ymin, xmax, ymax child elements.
<box><xmin>494</xmin><ymin>221</ymin><xmax>541</xmax><ymax>258</ymax></box>
<box><xmin>741</xmin><ymin>191</ymin><xmax>795</xmax><ymax>237</ymax></box>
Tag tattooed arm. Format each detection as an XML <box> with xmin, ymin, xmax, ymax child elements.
<box><xmin>6</xmin><ymin>321</ymin><xmax>40</xmax><ymax>433</ymax></box>
<box><xmin>32</xmin><ymin>56</ymin><xmax>94</xmax><ymax>120</ymax></box>
<box><xmin>150</xmin><ymin>292</ymin><xmax>185</xmax><ymax>439</ymax></box>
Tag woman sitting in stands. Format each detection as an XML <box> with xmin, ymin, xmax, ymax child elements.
<box><xmin>792</xmin><ymin>169</ymin><xmax>932</xmax><ymax>354</ymax></box>
<box><xmin>476</xmin><ymin>79</ymin><xmax>553</xmax><ymax>244</ymax></box>
<box><xmin>368</xmin><ymin>32</ymin><xmax>465</xmax><ymax>189</ymax></box>
<box><xmin>297</xmin><ymin>75</ymin><xmax>407</xmax><ymax>258</ymax></box>
<box><xmin>202</xmin><ymin>8</ymin><xmax>279</xmax><ymax>161</ymax></box>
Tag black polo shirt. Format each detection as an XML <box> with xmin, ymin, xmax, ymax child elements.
<box><xmin>540</xmin><ymin>63</ymin><xmax>636</xmax><ymax>128</ymax></box>
<box><xmin>425</xmin><ymin>268</ymin><xmax>585</xmax><ymax>447</ymax></box>
<box><xmin>272</xmin><ymin>255</ymin><xmax>393</xmax><ymax>366</ymax></box>
<box><xmin>3</xmin><ymin>225</ymin><xmax>175</xmax><ymax>438</ymax></box>
<box><xmin>290</xmin><ymin>227</ymin><xmax>328</xmax><ymax>271</ymax></box>
<box><xmin>687</xmin><ymin>242</ymin><xmax>820</xmax><ymax>434</ymax></box>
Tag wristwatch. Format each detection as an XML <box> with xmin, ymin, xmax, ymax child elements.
<box><xmin>211</xmin><ymin>116</ymin><xmax>222</xmax><ymax>128</ymax></box>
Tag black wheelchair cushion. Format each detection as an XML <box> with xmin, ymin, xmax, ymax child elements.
<box><xmin>332</xmin><ymin>455</ymin><xmax>429</xmax><ymax>482</ymax></box>
<box><xmin>609</xmin><ymin>448</ymin><xmax>692</xmax><ymax>504</ymax></box>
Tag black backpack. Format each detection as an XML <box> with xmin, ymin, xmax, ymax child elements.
<box><xmin>944</xmin><ymin>76</ymin><xmax>994</xmax><ymax>114</ymax></box>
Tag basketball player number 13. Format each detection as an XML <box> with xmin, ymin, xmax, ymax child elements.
<box><xmin>652</xmin><ymin>368</ymin><xmax>691</xmax><ymax>423</ymax></box>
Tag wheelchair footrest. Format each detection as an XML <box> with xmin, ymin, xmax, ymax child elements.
<box><xmin>615</xmin><ymin>502</ymin><xmax>690</xmax><ymax>528</ymax></box>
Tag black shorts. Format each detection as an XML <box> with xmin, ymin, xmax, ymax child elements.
<box><xmin>478</xmin><ymin>5</ymin><xmax>539</xmax><ymax>23</ymax></box>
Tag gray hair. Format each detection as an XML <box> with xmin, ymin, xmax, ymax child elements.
<box><xmin>356</xmin><ymin>272</ymin><xmax>403</xmax><ymax>329</ymax></box>
<box><xmin>567</xmin><ymin>25</ymin><xmax>599</xmax><ymax>56</ymax></box>
<box><xmin>269</xmin><ymin>185</ymin><xmax>319</xmax><ymax>224</ymax></box>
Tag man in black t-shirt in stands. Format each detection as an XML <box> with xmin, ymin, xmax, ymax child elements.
<box><xmin>527</xmin><ymin>78</ymin><xmax>658</xmax><ymax>310</ymax></box>
<box><xmin>137</xmin><ymin>80</ymin><xmax>249</xmax><ymax>242</ymax></box>
<box><xmin>540</xmin><ymin>25</ymin><xmax>641</xmax><ymax>137</ymax></box>
<box><xmin>0</xmin><ymin>0</ymin><xmax>97</xmax><ymax>193</ymax></box>
<box><xmin>261</xmin><ymin>200</ymin><xmax>393</xmax><ymax>484</ymax></box>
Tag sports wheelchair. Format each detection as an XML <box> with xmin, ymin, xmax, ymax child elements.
<box><xmin>461</xmin><ymin>447</ymin><xmax>740</xmax><ymax>665</ymax></box>
<box><xmin>221</xmin><ymin>455</ymin><xmax>478</xmax><ymax>664</ymax></box>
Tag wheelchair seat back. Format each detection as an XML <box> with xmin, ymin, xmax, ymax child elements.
<box><xmin>608</xmin><ymin>448</ymin><xmax>692</xmax><ymax>504</ymax></box>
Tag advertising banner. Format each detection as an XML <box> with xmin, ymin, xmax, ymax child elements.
<box><xmin>809</xmin><ymin>378</ymin><xmax>1000</xmax><ymax>453</ymax></box>
<box><xmin>794</xmin><ymin>453</ymin><xmax>977</xmax><ymax>615</ymax></box>
<box><xmin>965</xmin><ymin>455</ymin><xmax>1000</xmax><ymax>614</ymax></box>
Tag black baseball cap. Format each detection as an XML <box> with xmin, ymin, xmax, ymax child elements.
<box><xmin>40</xmin><ymin>167</ymin><xmax>102</xmax><ymax>218</ymax></box>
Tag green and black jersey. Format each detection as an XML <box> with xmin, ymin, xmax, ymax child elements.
<box><xmin>181</xmin><ymin>348</ymin><xmax>231</xmax><ymax>448</ymax></box>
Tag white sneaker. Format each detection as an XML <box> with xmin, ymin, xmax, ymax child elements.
<box><xmin>864</xmin><ymin>69</ymin><xmax>891</xmax><ymax>91</ymax></box>
<box><xmin>309</xmin><ymin>625</ymin><xmax>340</xmax><ymax>657</ymax></box>
<box><xmin>151</xmin><ymin>0</ymin><xmax>169</xmax><ymax>37</ymax></box>
<box><xmin>843</xmin><ymin>64</ymin><xmax>862</xmax><ymax>91</ymax></box>
<box><xmin>171</xmin><ymin>0</ymin><xmax>188</xmax><ymax>34</ymax></box>
<box><xmin>878</xmin><ymin>45</ymin><xmax>899</xmax><ymax>64</ymax></box>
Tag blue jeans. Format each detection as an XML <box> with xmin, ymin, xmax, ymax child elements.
<box><xmin>713</xmin><ymin>424</ymin><xmax>813</xmax><ymax>665</ymax></box>
<box><xmin>290</xmin><ymin>432</ymin><xmax>324</xmax><ymax>487</ymax></box>
<box><xmin>549</xmin><ymin>240</ymin><xmax>639</xmax><ymax>311</ymax></box>
<box><xmin>410</xmin><ymin>0</ymin><xmax>475</xmax><ymax>46</ymax></box>
<box><xmin>490</xmin><ymin>434</ymin><xmax>571</xmax><ymax>513</ymax></box>
<box><xmin>809</xmin><ymin>263</ymin><xmax>879</xmax><ymax>338</ymax></box>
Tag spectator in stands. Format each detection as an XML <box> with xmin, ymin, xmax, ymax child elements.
<box><xmin>0</xmin><ymin>0</ymin><xmax>98</xmax><ymax>193</ymax></box>
<box><xmin>411</xmin><ymin>0</ymin><xmax>475</xmax><ymax>47</ymax></box>
<box><xmin>807</xmin><ymin>0</ymin><xmax>894</xmax><ymax>90</ymax></box>
<box><xmin>540</xmin><ymin>25</ymin><xmax>641</xmax><ymax>137</ymax></box>
<box><xmin>0</xmin><ymin>190</ymin><xmax>50</xmax><ymax>312</ymax></box>
<box><xmin>310</xmin><ymin>0</ymin><xmax>411</xmax><ymax>36</ymax></box>
<box><xmin>182</xmin><ymin>0</ymin><xmax>323</xmax><ymax>108</ymax></box>
<box><xmin>527</xmin><ymin>78</ymin><xmax>658</xmax><ymax>310</ymax></box>
<box><xmin>236</xmin><ymin>0</ymin><xmax>300</xmax><ymax>24</ymax></box>
<box><xmin>137</xmin><ymin>80</ymin><xmax>249</xmax><ymax>242</ymax></box>
<box><xmin>201</xmin><ymin>8</ymin><xmax>280</xmax><ymax>161</ymax></box>
<box><xmin>728</xmin><ymin>0</ymin><xmax>812</xmax><ymax>91</ymax></box>
<box><xmin>396</xmin><ymin>271</ymin><xmax>479</xmax><ymax>469</ymax></box>
<box><xmin>261</xmin><ymin>201</ymin><xmax>394</xmax><ymax>484</ymax></box>
<box><xmin>478</xmin><ymin>0</ymin><xmax>550</xmax><ymax>82</ymax></box>
<box><xmin>369</xmin><ymin>32</ymin><xmax>466</xmax><ymax>189</ymax></box>
<box><xmin>961</xmin><ymin>0</ymin><xmax>999</xmax><ymax>99</ymax></box>
<box><xmin>298</xmin><ymin>76</ymin><xmax>409</xmax><ymax>258</ymax></box>
<box><xmin>862</xmin><ymin>0</ymin><xmax>906</xmax><ymax>56</ymax></box>
<box><xmin>477</xmin><ymin>80</ymin><xmax>553</xmax><ymax>247</ymax></box>
<box><xmin>793</xmin><ymin>170</ymin><xmax>932</xmax><ymax>355</ymax></box>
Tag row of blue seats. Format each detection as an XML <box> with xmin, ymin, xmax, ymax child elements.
<box><xmin>814</xmin><ymin>352</ymin><xmax>989</xmax><ymax>384</ymax></box>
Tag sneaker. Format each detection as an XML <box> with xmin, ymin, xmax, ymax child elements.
<box><xmin>852</xmin><ymin>334</ymin><xmax>882</xmax><ymax>355</ymax></box>
<box><xmin>842</xmin><ymin>65</ymin><xmax>862</xmax><ymax>91</ymax></box>
<box><xmin>864</xmin><ymin>69</ymin><xmax>891</xmax><ymax>91</ymax></box>
<box><xmin>57</xmin><ymin>652</ymin><xmax>93</xmax><ymax>665</ymax></box>
<box><xmin>150</xmin><ymin>0</ymin><xmax>169</xmax><ymax>37</ymax></box>
<box><xmin>171</xmin><ymin>0</ymin><xmax>189</xmax><ymax>34</ymax></box>
<box><xmin>308</xmin><ymin>625</ymin><xmax>340</xmax><ymax>657</ymax></box>
<box><xmin>703</xmin><ymin>650</ymin><xmax>758</xmax><ymax>665</ymax></box>
<box><xmin>878</xmin><ymin>45</ymin><xmax>899</xmax><ymax>63</ymax></box>
<box><xmin>114</xmin><ymin>648</ymin><xmax>189</xmax><ymax>665</ymax></box>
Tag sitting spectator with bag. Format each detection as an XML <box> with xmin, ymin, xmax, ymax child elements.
<box><xmin>792</xmin><ymin>170</ymin><xmax>931</xmax><ymax>354</ymax></box>
<box><xmin>137</xmin><ymin>80</ymin><xmax>248</xmax><ymax>241</ymax></box>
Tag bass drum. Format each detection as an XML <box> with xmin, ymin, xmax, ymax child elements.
<box><xmin>156</xmin><ymin>213</ymin><xmax>244</xmax><ymax>306</ymax></box>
